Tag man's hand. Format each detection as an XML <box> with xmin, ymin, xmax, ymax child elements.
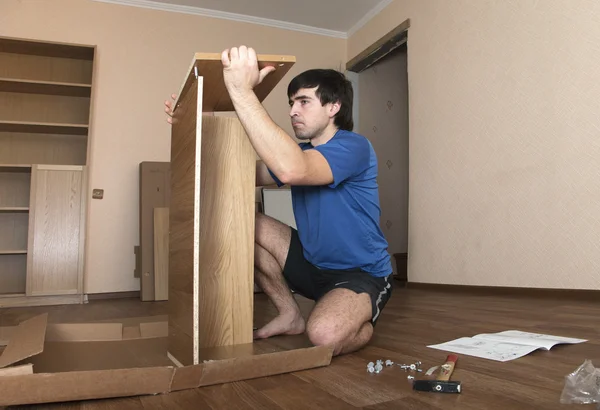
<box><xmin>221</xmin><ymin>46</ymin><xmax>276</xmax><ymax>95</ymax></box>
<box><xmin>164</xmin><ymin>93</ymin><xmax>177</xmax><ymax>124</ymax></box>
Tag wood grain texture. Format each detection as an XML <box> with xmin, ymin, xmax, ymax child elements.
<box><xmin>174</xmin><ymin>53</ymin><xmax>295</xmax><ymax>113</ymax></box>
<box><xmin>0</xmin><ymin>170</ymin><xmax>30</xmax><ymax>208</ymax></box>
<box><xmin>0</xmin><ymin>91</ymin><xmax>90</xmax><ymax>124</ymax></box>
<box><xmin>168</xmin><ymin>77</ymin><xmax>199</xmax><ymax>366</ymax></box>
<box><xmin>0</xmin><ymin>254</ymin><xmax>27</xmax><ymax>294</ymax></box>
<box><xmin>0</xmin><ymin>77</ymin><xmax>92</xmax><ymax>97</ymax></box>
<box><xmin>169</xmin><ymin>74</ymin><xmax>256</xmax><ymax>364</ymax></box>
<box><xmin>0</xmin><ymin>36</ymin><xmax>94</xmax><ymax>60</ymax></box>
<box><xmin>138</xmin><ymin>162</ymin><xmax>170</xmax><ymax>300</ymax></box>
<box><xmin>197</xmin><ymin>116</ymin><xmax>256</xmax><ymax>350</ymax></box>
<box><xmin>153</xmin><ymin>207</ymin><xmax>169</xmax><ymax>301</ymax></box>
<box><xmin>0</xmin><ymin>120</ymin><xmax>88</xmax><ymax>135</ymax></box>
<box><xmin>26</xmin><ymin>165</ymin><xmax>84</xmax><ymax>296</ymax></box>
<box><xmin>0</xmin><ymin>132</ymin><xmax>87</xmax><ymax>165</ymax></box>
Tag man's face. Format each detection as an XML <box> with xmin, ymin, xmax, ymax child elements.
<box><xmin>288</xmin><ymin>87</ymin><xmax>333</xmax><ymax>140</ymax></box>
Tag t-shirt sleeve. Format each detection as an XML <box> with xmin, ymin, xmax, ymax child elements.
<box><xmin>314</xmin><ymin>135</ymin><xmax>371</xmax><ymax>188</ymax></box>
<box><xmin>267</xmin><ymin>168</ymin><xmax>285</xmax><ymax>187</ymax></box>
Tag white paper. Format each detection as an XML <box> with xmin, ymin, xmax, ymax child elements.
<box><xmin>427</xmin><ymin>331</ymin><xmax>587</xmax><ymax>362</ymax></box>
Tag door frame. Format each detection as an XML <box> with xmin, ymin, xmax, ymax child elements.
<box><xmin>346</xmin><ymin>19</ymin><xmax>410</xmax><ymax>74</ymax></box>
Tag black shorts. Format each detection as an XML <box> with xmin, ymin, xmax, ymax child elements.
<box><xmin>283</xmin><ymin>229</ymin><xmax>393</xmax><ymax>325</ymax></box>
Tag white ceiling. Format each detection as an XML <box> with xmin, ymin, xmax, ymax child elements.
<box><xmin>94</xmin><ymin>0</ymin><xmax>393</xmax><ymax>38</ymax></box>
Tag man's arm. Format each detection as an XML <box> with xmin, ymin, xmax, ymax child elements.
<box><xmin>221</xmin><ymin>47</ymin><xmax>334</xmax><ymax>186</ymax></box>
<box><xmin>256</xmin><ymin>160</ymin><xmax>278</xmax><ymax>187</ymax></box>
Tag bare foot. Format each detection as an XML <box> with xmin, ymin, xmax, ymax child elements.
<box><xmin>254</xmin><ymin>312</ymin><xmax>306</xmax><ymax>339</ymax></box>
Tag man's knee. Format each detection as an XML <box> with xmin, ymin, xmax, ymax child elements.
<box><xmin>306</xmin><ymin>319</ymin><xmax>341</xmax><ymax>348</ymax></box>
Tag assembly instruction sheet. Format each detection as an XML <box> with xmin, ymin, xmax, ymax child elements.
<box><xmin>427</xmin><ymin>330</ymin><xmax>587</xmax><ymax>362</ymax></box>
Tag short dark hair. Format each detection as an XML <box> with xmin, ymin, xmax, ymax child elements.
<box><xmin>287</xmin><ymin>69</ymin><xmax>354</xmax><ymax>131</ymax></box>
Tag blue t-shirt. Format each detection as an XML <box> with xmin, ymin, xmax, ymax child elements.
<box><xmin>268</xmin><ymin>129</ymin><xmax>392</xmax><ymax>277</ymax></box>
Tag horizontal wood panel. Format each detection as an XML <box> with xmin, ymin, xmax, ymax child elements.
<box><xmin>174</xmin><ymin>53</ymin><xmax>295</xmax><ymax>113</ymax></box>
<box><xmin>0</xmin><ymin>52</ymin><xmax>93</xmax><ymax>84</ymax></box>
<box><xmin>0</xmin><ymin>121</ymin><xmax>88</xmax><ymax>135</ymax></box>
<box><xmin>0</xmin><ymin>37</ymin><xmax>94</xmax><ymax>60</ymax></box>
<box><xmin>0</xmin><ymin>164</ymin><xmax>31</xmax><ymax>172</ymax></box>
<box><xmin>0</xmin><ymin>91</ymin><xmax>90</xmax><ymax>124</ymax></box>
<box><xmin>0</xmin><ymin>78</ymin><xmax>91</xmax><ymax>97</ymax></box>
<box><xmin>0</xmin><ymin>132</ymin><xmax>87</xmax><ymax>165</ymax></box>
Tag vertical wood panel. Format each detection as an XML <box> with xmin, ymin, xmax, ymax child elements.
<box><xmin>27</xmin><ymin>166</ymin><xmax>83</xmax><ymax>296</ymax></box>
<box><xmin>0</xmin><ymin>212</ymin><xmax>28</xmax><ymax>250</ymax></box>
<box><xmin>168</xmin><ymin>79</ymin><xmax>199</xmax><ymax>366</ymax></box>
<box><xmin>198</xmin><ymin>116</ymin><xmax>255</xmax><ymax>349</ymax></box>
<box><xmin>0</xmin><ymin>254</ymin><xmax>27</xmax><ymax>294</ymax></box>
<box><xmin>139</xmin><ymin>162</ymin><xmax>170</xmax><ymax>301</ymax></box>
<box><xmin>153</xmin><ymin>207</ymin><xmax>169</xmax><ymax>301</ymax></box>
<box><xmin>0</xmin><ymin>171</ymin><xmax>31</xmax><ymax>207</ymax></box>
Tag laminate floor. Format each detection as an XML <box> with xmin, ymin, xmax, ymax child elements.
<box><xmin>1</xmin><ymin>285</ymin><xmax>598</xmax><ymax>409</ymax></box>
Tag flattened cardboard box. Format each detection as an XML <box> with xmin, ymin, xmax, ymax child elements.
<box><xmin>0</xmin><ymin>313</ymin><xmax>333</xmax><ymax>407</ymax></box>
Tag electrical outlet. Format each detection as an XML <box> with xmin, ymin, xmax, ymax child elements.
<box><xmin>92</xmin><ymin>189</ymin><xmax>104</xmax><ymax>199</ymax></box>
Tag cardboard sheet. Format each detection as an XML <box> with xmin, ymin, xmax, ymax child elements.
<box><xmin>0</xmin><ymin>313</ymin><xmax>333</xmax><ymax>407</ymax></box>
<box><xmin>0</xmin><ymin>313</ymin><xmax>47</xmax><ymax>368</ymax></box>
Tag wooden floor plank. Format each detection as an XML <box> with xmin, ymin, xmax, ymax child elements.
<box><xmin>1</xmin><ymin>287</ymin><xmax>598</xmax><ymax>409</ymax></box>
<box><xmin>197</xmin><ymin>382</ymin><xmax>280</xmax><ymax>410</ymax></box>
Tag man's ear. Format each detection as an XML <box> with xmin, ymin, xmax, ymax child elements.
<box><xmin>328</xmin><ymin>101</ymin><xmax>341</xmax><ymax>117</ymax></box>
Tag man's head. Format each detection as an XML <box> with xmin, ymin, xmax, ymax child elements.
<box><xmin>287</xmin><ymin>69</ymin><xmax>353</xmax><ymax>140</ymax></box>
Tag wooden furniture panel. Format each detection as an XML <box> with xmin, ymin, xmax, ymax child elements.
<box><xmin>0</xmin><ymin>133</ymin><xmax>87</xmax><ymax>165</ymax></box>
<box><xmin>0</xmin><ymin>171</ymin><xmax>31</xmax><ymax>207</ymax></box>
<box><xmin>0</xmin><ymin>35</ymin><xmax>95</xmax><ymax>307</ymax></box>
<box><xmin>0</xmin><ymin>121</ymin><xmax>88</xmax><ymax>135</ymax></box>
<box><xmin>0</xmin><ymin>92</ymin><xmax>90</xmax><ymax>124</ymax></box>
<box><xmin>153</xmin><ymin>207</ymin><xmax>169</xmax><ymax>301</ymax></box>
<box><xmin>197</xmin><ymin>116</ymin><xmax>255</xmax><ymax>349</ymax></box>
<box><xmin>0</xmin><ymin>212</ymin><xmax>28</xmax><ymax>250</ymax></box>
<box><xmin>174</xmin><ymin>53</ymin><xmax>295</xmax><ymax>113</ymax></box>
<box><xmin>26</xmin><ymin>165</ymin><xmax>85</xmax><ymax>296</ymax></box>
<box><xmin>138</xmin><ymin>162</ymin><xmax>170</xmax><ymax>300</ymax></box>
<box><xmin>168</xmin><ymin>80</ymin><xmax>198</xmax><ymax>365</ymax></box>
<box><xmin>168</xmin><ymin>52</ymin><xmax>294</xmax><ymax>366</ymax></box>
<box><xmin>0</xmin><ymin>78</ymin><xmax>92</xmax><ymax>97</ymax></box>
<box><xmin>0</xmin><ymin>254</ymin><xmax>27</xmax><ymax>295</ymax></box>
<box><xmin>0</xmin><ymin>52</ymin><xmax>93</xmax><ymax>85</ymax></box>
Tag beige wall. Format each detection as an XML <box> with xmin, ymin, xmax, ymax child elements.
<box><xmin>1</xmin><ymin>0</ymin><xmax>346</xmax><ymax>293</ymax></box>
<box><xmin>349</xmin><ymin>0</ymin><xmax>600</xmax><ymax>289</ymax></box>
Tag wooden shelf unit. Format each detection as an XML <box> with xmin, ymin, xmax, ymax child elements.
<box><xmin>0</xmin><ymin>35</ymin><xmax>95</xmax><ymax>307</ymax></box>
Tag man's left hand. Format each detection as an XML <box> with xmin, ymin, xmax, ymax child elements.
<box><xmin>221</xmin><ymin>45</ymin><xmax>276</xmax><ymax>94</ymax></box>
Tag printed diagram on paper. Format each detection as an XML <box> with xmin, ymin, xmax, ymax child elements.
<box><xmin>427</xmin><ymin>330</ymin><xmax>587</xmax><ymax>362</ymax></box>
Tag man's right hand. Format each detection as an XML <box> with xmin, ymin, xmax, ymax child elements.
<box><xmin>164</xmin><ymin>93</ymin><xmax>177</xmax><ymax>124</ymax></box>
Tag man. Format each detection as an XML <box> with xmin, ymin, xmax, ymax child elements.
<box><xmin>165</xmin><ymin>45</ymin><xmax>393</xmax><ymax>356</ymax></box>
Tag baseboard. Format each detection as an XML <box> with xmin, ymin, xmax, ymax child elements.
<box><xmin>87</xmin><ymin>291</ymin><xmax>141</xmax><ymax>300</ymax></box>
<box><xmin>406</xmin><ymin>282</ymin><xmax>600</xmax><ymax>301</ymax></box>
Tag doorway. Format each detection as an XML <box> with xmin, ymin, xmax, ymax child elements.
<box><xmin>346</xmin><ymin>20</ymin><xmax>410</xmax><ymax>283</ymax></box>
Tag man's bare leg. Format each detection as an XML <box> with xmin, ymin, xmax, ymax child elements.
<box><xmin>306</xmin><ymin>288</ymin><xmax>374</xmax><ymax>356</ymax></box>
<box><xmin>253</xmin><ymin>213</ymin><xmax>305</xmax><ymax>339</ymax></box>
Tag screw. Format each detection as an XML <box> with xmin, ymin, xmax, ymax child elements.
<box><xmin>415</xmin><ymin>361</ymin><xmax>422</xmax><ymax>367</ymax></box>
